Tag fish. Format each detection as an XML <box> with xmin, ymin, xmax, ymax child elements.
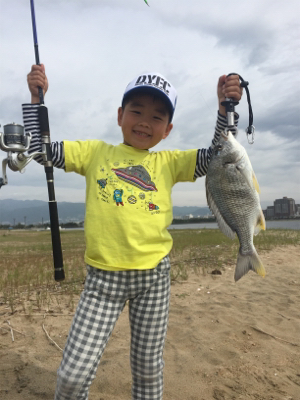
<box><xmin>205</xmin><ymin>129</ymin><xmax>266</xmax><ymax>281</ymax></box>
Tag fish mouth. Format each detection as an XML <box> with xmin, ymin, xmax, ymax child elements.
<box><xmin>223</xmin><ymin>154</ymin><xmax>244</xmax><ymax>167</ymax></box>
<box><xmin>221</xmin><ymin>128</ymin><xmax>235</xmax><ymax>140</ymax></box>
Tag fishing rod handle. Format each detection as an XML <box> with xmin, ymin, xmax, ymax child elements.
<box><xmin>38</xmin><ymin>105</ymin><xmax>65</xmax><ymax>282</ymax></box>
<box><xmin>48</xmin><ymin>184</ymin><xmax>65</xmax><ymax>282</ymax></box>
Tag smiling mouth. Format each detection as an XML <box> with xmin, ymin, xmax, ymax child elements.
<box><xmin>133</xmin><ymin>130</ymin><xmax>151</xmax><ymax>138</ymax></box>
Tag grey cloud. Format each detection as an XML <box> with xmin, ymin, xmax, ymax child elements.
<box><xmin>259</xmin><ymin>62</ymin><xmax>299</xmax><ymax>76</ymax></box>
<box><xmin>1</xmin><ymin>0</ymin><xmax>299</xmax><ymax>206</ymax></box>
<box><xmin>155</xmin><ymin>7</ymin><xmax>274</xmax><ymax>67</ymax></box>
<box><xmin>245</xmin><ymin>43</ymin><xmax>271</xmax><ymax>67</ymax></box>
<box><xmin>255</xmin><ymin>102</ymin><xmax>299</xmax><ymax>140</ymax></box>
<box><xmin>0</xmin><ymin>96</ymin><xmax>25</xmax><ymax>127</ymax></box>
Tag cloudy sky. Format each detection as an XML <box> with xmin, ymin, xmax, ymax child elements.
<box><xmin>0</xmin><ymin>0</ymin><xmax>299</xmax><ymax>208</ymax></box>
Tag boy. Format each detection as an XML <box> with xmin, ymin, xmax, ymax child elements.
<box><xmin>24</xmin><ymin>66</ymin><xmax>241</xmax><ymax>400</ymax></box>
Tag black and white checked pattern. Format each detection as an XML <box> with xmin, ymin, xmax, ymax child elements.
<box><xmin>55</xmin><ymin>256</ymin><xmax>171</xmax><ymax>400</ymax></box>
<box><xmin>22</xmin><ymin>104</ymin><xmax>238</xmax><ymax>177</ymax></box>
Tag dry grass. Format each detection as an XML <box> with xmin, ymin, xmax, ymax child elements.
<box><xmin>0</xmin><ymin>228</ymin><xmax>299</xmax><ymax>314</ymax></box>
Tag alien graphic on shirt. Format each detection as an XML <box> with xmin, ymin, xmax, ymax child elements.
<box><xmin>113</xmin><ymin>189</ymin><xmax>124</xmax><ymax>206</ymax></box>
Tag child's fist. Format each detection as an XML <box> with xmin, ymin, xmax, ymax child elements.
<box><xmin>217</xmin><ymin>74</ymin><xmax>242</xmax><ymax>103</ymax></box>
<box><xmin>217</xmin><ymin>74</ymin><xmax>242</xmax><ymax>116</ymax></box>
<box><xmin>27</xmin><ymin>64</ymin><xmax>48</xmax><ymax>103</ymax></box>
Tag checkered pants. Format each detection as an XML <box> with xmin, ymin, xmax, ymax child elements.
<box><xmin>54</xmin><ymin>256</ymin><xmax>171</xmax><ymax>400</ymax></box>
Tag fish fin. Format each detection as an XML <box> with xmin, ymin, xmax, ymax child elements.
<box><xmin>236</xmin><ymin>156</ymin><xmax>260</xmax><ymax>193</ymax></box>
<box><xmin>234</xmin><ymin>248</ymin><xmax>266</xmax><ymax>282</ymax></box>
<box><xmin>254</xmin><ymin>210</ymin><xmax>266</xmax><ymax>235</ymax></box>
<box><xmin>252</xmin><ymin>171</ymin><xmax>260</xmax><ymax>193</ymax></box>
<box><xmin>206</xmin><ymin>184</ymin><xmax>236</xmax><ymax>240</ymax></box>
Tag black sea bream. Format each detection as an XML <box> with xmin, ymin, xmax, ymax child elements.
<box><xmin>206</xmin><ymin>130</ymin><xmax>266</xmax><ymax>281</ymax></box>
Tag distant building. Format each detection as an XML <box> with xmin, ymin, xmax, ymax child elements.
<box><xmin>173</xmin><ymin>215</ymin><xmax>183</xmax><ymax>220</ymax></box>
<box><xmin>183</xmin><ymin>214</ymin><xmax>194</xmax><ymax>220</ymax></box>
<box><xmin>266</xmin><ymin>206</ymin><xmax>274</xmax><ymax>218</ymax></box>
<box><xmin>274</xmin><ymin>197</ymin><xmax>296</xmax><ymax>218</ymax></box>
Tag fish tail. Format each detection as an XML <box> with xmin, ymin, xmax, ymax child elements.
<box><xmin>254</xmin><ymin>210</ymin><xmax>266</xmax><ymax>235</ymax></box>
<box><xmin>234</xmin><ymin>248</ymin><xmax>266</xmax><ymax>282</ymax></box>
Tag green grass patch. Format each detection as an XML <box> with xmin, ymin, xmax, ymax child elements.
<box><xmin>169</xmin><ymin>228</ymin><xmax>300</xmax><ymax>282</ymax></box>
<box><xmin>0</xmin><ymin>228</ymin><xmax>299</xmax><ymax>314</ymax></box>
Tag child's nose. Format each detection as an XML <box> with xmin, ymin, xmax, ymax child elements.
<box><xmin>138</xmin><ymin>120</ymin><xmax>151</xmax><ymax>128</ymax></box>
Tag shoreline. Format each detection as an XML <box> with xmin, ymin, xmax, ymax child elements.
<box><xmin>1</xmin><ymin>218</ymin><xmax>300</xmax><ymax>232</ymax></box>
<box><xmin>172</xmin><ymin>217</ymin><xmax>300</xmax><ymax>224</ymax></box>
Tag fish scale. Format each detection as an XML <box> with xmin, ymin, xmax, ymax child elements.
<box><xmin>206</xmin><ymin>130</ymin><xmax>266</xmax><ymax>281</ymax></box>
<box><xmin>222</xmin><ymin>168</ymin><xmax>257</xmax><ymax>250</ymax></box>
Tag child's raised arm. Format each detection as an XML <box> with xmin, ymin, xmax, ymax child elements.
<box><xmin>23</xmin><ymin>65</ymin><xmax>64</xmax><ymax>169</ymax></box>
<box><xmin>194</xmin><ymin>74</ymin><xmax>241</xmax><ymax>179</ymax></box>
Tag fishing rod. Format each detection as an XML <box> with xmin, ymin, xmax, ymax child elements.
<box><xmin>0</xmin><ymin>0</ymin><xmax>151</xmax><ymax>274</ymax></box>
<box><xmin>29</xmin><ymin>0</ymin><xmax>65</xmax><ymax>281</ymax></box>
<box><xmin>221</xmin><ymin>73</ymin><xmax>255</xmax><ymax>144</ymax></box>
<box><xmin>28</xmin><ymin>0</ymin><xmax>149</xmax><ymax>279</ymax></box>
<box><xmin>0</xmin><ymin>4</ymin><xmax>65</xmax><ymax>286</ymax></box>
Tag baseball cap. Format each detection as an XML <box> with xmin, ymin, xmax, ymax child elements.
<box><xmin>122</xmin><ymin>73</ymin><xmax>177</xmax><ymax>121</ymax></box>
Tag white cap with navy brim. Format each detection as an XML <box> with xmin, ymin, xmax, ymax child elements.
<box><xmin>122</xmin><ymin>73</ymin><xmax>177</xmax><ymax>121</ymax></box>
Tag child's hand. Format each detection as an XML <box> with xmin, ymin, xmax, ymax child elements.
<box><xmin>217</xmin><ymin>74</ymin><xmax>242</xmax><ymax>116</ymax></box>
<box><xmin>27</xmin><ymin>64</ymin><xmax>48</xmax><ymax>104</ymax></box>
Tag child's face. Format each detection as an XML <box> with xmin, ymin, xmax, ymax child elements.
<box><xmin>117</xmin><ymin>94</ymin><xmax>173</xmax><ymax>150</ymax></box>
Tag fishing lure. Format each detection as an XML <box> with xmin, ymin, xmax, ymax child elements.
<box><xmin>144</xmin><ymin>0</ymin><xmax>149</xmax><ymax>5</ymax></box>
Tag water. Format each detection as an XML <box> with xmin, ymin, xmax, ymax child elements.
<box><xmin>63</xmin><ymin>219</ymin><xmax>300</xmax><ymax>231</ymax></box>
<box><xmin>169</xmin><ymin>219</ymin><xmax>300</xmax><ymax>230</ymax></box>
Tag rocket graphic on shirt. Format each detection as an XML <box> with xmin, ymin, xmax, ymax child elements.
<box><xmin>112</xmin><ymin>165</ymin><xmax>157</xmax><ymax>192</ymax></box>
<box><xmin>97</xmin><ymin>163</ymin><xmax>160</xmax><ymax>213</ymax></box>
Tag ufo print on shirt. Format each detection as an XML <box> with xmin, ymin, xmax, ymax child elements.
<box><xmin>112</xmin><ymin>165</ymin><xmax>158</xmax><ymax>192</ymax></box>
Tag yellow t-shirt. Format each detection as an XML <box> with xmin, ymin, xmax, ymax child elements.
<box><xmin>64</xmin><ymin>140</ymin><xmax>197</xmax><ymax>271</ymax></box>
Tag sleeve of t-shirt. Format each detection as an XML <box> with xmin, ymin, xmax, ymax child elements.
<box><xmin>22</xmin><ymin>103</ymin><xmax>65</xmax><ymax>169</ymax></box>
<box><xmin>163</xmin><ymin>148</ymin><xmax>198</xmax><ymax>185</ymax></box>
<box><xmin>64</xmin><ymin>139</ymin><xmax>99</xmax><ymax>176</ymax></box>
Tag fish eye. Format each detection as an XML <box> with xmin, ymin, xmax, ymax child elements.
<box><xmin>215</xmin><ymin>144</ymin><xmax>222</xmax><ymax>155</ymax></box>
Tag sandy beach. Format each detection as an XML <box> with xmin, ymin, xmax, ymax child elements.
<box><xmin>1</xmin><ymin>245</ymin><xmax>299</xmax><ymax>400</ymax></box>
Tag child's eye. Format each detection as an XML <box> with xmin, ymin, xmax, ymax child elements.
<box><xmin>131</xmin><ymin>110</ymin><xmax>140</xmax><ymax>114</ymax></box>
<box><xmin>153</xmin><ymin>116</ymin><xmax>163</xmax><ymax>121</ymax></box>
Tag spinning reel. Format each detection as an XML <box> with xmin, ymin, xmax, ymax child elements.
<box><xmin>0</xmin><ymin>122</ymin><xmax>45</xmax><ymax>188</ymax></box>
